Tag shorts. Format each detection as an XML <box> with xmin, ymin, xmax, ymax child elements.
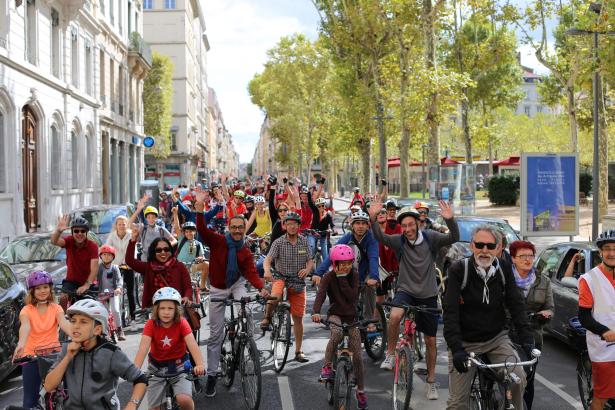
<box><xmin>591</xmin><ymin>361</ymin><xmax>615</xmax><ymax>399</ymax></box>
<box><xmin>392</xmin><ymin>291</ymin><xmax>438</xmax><ymax>337</ymax></box>
<box><xmin>272</xmin><ymin>279</ymin><xmax>306</xmax><ymax>317</ymax></box>
<box><xmin>147</xmin><ymin>363</ymin><xmax>193</xmax><ymax>407</ymax></box>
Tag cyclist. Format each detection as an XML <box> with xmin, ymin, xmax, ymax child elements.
<box><xmin>50</xmin><ymin>214</ymin><xmax>99</xmax><ymax>310</ymax></box>
<box><xmin>129</xmin><ymin>198</ymin><xmax>176</xmax><ymax>262</ymax></box>
<box><xmin>509</xmin><ymin>240</ymin><xmax>554</xmax><ymax>410</ymax></box>
<box><xmin>298</xmin><ymin>185</ymin><xmax>314</xmax><ymax>232</ymax></box>
<box><xmin>134</xmin><ymin>287</ymin><xmax>205</xmax><ymax>410</ymax></box>
<box><xmin>243</xmin><ymin>195</ymin><xmax>257</xmax><ymax>235</ymax></box>
<box><xmin>442</xmin><ymin>225</ymin><xmax>533</xmax><ymax>410</ymax></box>
<box><xmin>262</xmin><ymin>211</ymin><xmax>313</xmax><ymax>363</ymax></box>
<box><xmin>376</xmin><ymin>206</ymin><xmax>400</xmax><ymax>304</ymax></box>
<box><xmin>307</xmin><ymin>194</ymin><xmax>334</xmax><ymax>263</ymax></box>
<box><xmin>97</xmin><ymin>245</ymin><xmax>125</xmax><ymax>341</ymax></box>
<box><xmin>44</xmin><ymin>299</ymin><xmax>148</xmax><ymax>410</ymax></box>
<box><xmin>173</xmin><ymin>211</ymin><xmax>209</xmax><ymax>293</ymax></box>
<box><xmin>312</xmin><ymin>244</ymin><xmax>368</xmax><ymax>409</ymax></box>
<box><xmin>246</xmin><ymin>195</ymin><xmax>272</xmax><ymax>238</ymax></box>
<box><xmin>384</xmin><ymin>199</ymin><xmax>399</xmax><ymax>227</ymax></box>
<box><xmin>349</xmin><ymin>187</ymin><xmax>364</xmax><ymax>209</ymax></box>
<box><xmin>369</xmin><ymin>198</ymin><xmax>459</xmax><ymax>400</ymax></box>
<box><xmin>14</xmin><ymin>271</ymin><xmax>71</xmax><ymax>409</ymax></box>
<box><xmin>227</xmin><ymin>190</ymin><xmax>248</xmax><ymax>223</ymax></box>
<box><xmin>414</xmin><ymin>201</ymin><xmax>448</xmax><ymax>233</ymax></box>
<box><xmin>578</xmin><ymin>230</ymin><xmax>615</xmax><ymax>409</ymax></box>
<box><xmin>194</xmin><ymin>192</ymin><xmax>269</xmax><ymax>398</ymax></box>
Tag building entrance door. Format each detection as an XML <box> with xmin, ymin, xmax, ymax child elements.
<box><xmin>22</xmin><ymin>106</ymin><xmax>38</xmax><ymax>232</ymax></box>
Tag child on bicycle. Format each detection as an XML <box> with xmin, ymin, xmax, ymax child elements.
<box><xmin>311</xmin><ymin>244</ymin><xmax>367</xmax><ymax>409</ymax></box>
<box><xmin>44</xmin><ymin>299</ymin><xmax>148</xmax><ymax>410</ymax></box>
<box><xmin>133</xmin><ymin>287</ymin><xmax>205</xmax><ymax>410</ymax></box>
<box><xmin>97</xmin><ymin>244</ymin><xmax>125</xmax><ymax>340</ymax></box>
<box><xmin>13</xmin><ymin>271</ymin><xmax>71</xmax><ymax>409</ymax></box>
<box><xmin>172</xmin><ymin>209</ymin><xmax>209</xmax><ymax>293</ymax></box>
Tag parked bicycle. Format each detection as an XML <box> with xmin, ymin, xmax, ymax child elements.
<box><xmin>211</xmin><ymin>295</ymin><xmax>263</xmax><ymax>410</ymax></box>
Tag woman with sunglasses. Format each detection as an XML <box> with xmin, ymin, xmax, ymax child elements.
<box><xmin>125</xmin><ymin>233</ymin><xmax>192</xmax><ymax>309</ymax></box>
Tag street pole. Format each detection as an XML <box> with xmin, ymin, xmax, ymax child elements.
<box><xmin>422</xmin><ymin>144</ymin><xmax>427</xmax><ymax>199</ymax></box>
<box><xmin>373</xmin><ymin>104</ymin><xmax>393</xmax><ymax>185</ymax></box>
<box><xmin>592</xmin><ymin>30</ymin><xmax>600</xmax><ymax>240</ymax></box>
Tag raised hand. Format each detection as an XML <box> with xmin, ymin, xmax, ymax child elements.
<box><xmin>368</xmin><ymin>194</ymin><xmax>383</xmax><ymax>219</ymax></box>
<box><xmin>439</xmin><ymin>200</ymin><xmax>454</xmax><ymax>219</ymax></box>
<box><xmin>56</xmin><ymin>214</ymin><xmax>70</xmax><ymax>231</ymax></box>
<box><xmin>136</xmin><ymin>194</ymin><xmax>148</xmax><ymax>211</ymax></box>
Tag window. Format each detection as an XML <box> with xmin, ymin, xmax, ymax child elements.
<box><xmin>25</xmin><ymin>0</ymin><xmax>37</xmax><ymax>64</ymax></box>
<box><xmin>70</xmin><ymin>28</ymin><xmax>79</xmax><ymax>87</ymax></box>
<box><xmin>85</xmin><ymin>133</ymin><xmax>93</xmax><ymax>187</ymax></box>
<box><xmin>99</xmin><ymin>50</ymin><xmax>105</xmax><ymax>103</ymax></box>
<box><xmin>0</xmin><ymin>110</ymin><xmax>4</xmax><ymax>192</ymax></box>
<box><xmin>143</xmin><ymin>0</ymin><xmax>152</xmax><ymax>10</ymax></box>
<box><xmin>170</xmin><ymin>129</ymin><xmax>177</xmax><ymax>151</ymax></box>
<box><xmin>118</xmin><ymin>0</ymin><xmax>123</xmax><ymax>34</ymax></box>
<box><xmin>165</xmin><ymin>0</ymin><xmax>176</xmax><ymax>9</ymax></box>
<box><xmin>118</xmin><ymin>66</ymin><xmax>124</xmax><ymax>115</ymax></box>
<box><xmin>535</xmin><ymin>247</ymin><xmax>565</xmax><ymax>280</ymax></box>
<box><xmin>128</xmin><ymin>2</ymin><xmax>132</xmax><ymax>34</ymax></box>
<box><xmin>51</xmin><ymin>9</ymin><xmax>60</xmax><ymax>77</ymax></box>
<box><xmin>69</xmin><ymin>131</ymin><xmax>79</xmax><ymax>188</ymax></box>
<box><xmin>109</xmin><ymin>0</ymin><xmax>114</xmax><ymax>26</ymax></box>
<box><xmin>99</xmin><ymin>0</ymin><xmax>105</xmax><ymax>15</ymax></box>
<box><xmin>50</xmin><ymin>125</ymin><xmax>61</xmax><ymax>189</ymax></box>
<box><xmin>85</xmin><ymin>41</ymin><xmax>92</xmax><ymax>95</ymax></box>
<box><xmin>110</xmin><ymin>59</ymin><xmax>115</xmax><ymax>111</ymax></box>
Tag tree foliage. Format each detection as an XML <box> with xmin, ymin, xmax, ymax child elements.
<box><xmin>143</xmin><ymin>52</ymin><xmax>174</xmax><ymax>158</ymax></box>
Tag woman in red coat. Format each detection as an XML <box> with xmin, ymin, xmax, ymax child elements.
<box><xmin>125</xmin><ymin>230</ymin><xmax>192</xmax><ymax>308</ymax></box>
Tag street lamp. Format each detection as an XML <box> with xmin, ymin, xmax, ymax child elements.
<box><xmin>565</xmin><ymin>2</ymin><xmax>615</xmax><ymax>240</ymax></box>
<box><xmin>421</xmin><ymin>144</ymin><xmax>428</xmax><ymax>199</ymax></box>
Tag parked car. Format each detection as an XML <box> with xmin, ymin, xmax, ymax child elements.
<box><xmin>532</xmin><ymin>242</ymin><xmax>601</xmax><ymax>345</ymax></box>
<box><xmin>0</xmin><ymin>231</ymin><xmax>102</xmax><ymax>289</ymax></box>
<box><xmin>436</xmin><ymin>216</ymin><xmax>520</xmax><ymax>272</ymax></box>
<box><xmin>396</xmin><ymin>198</ymin><xmax>441</xmax><ymax>217</ymax></box>
<box><xmin>0</xmin><ymin>260</ymin><xmax>26</xmax><ymax>382</ymax></box>
<box><xmin>69</xmin><ymin>204</ymin><xmax>135</xmax><ymax>243</ymax></box>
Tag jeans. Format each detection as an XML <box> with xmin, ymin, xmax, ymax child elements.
<box><xmin>307</xmin><ymin>234</ymin><xmax>329</xmax><ymax>262</ymax></box>
<box><xmin>22</xmin><ymin>361</ymin><xmax>40</xmax><ymax>408</ymax></box>
<box><xmin>256</xmin><ymin>255</ymin><xmax>265</xmax><ymax>278</ymax></box>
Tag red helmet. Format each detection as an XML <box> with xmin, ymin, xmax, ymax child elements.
<box><xmin>99</xmin><ymin>244</ymin><xmax>116</xmax><ymax>257</ymax></box>
<box><xmin>330</xmin><ymin>244</ymin><xmax>355</xmax><ymax>263</ymax></box>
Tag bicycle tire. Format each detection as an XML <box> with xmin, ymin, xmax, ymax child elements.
<box><xmin>577</xmin><ymin>353</ymin><xmax>593</xmax><ymax>410</ymax></box>
<box><xmin>341</xmin><ymin>216</ymin><xmax>350</xmax><ymax>234</ymax></box>
<box><xmin>135</xmin><ymin>272</ymin><xmax>144</xmax><ymax>308</ymax></box>
<box><xmin>332</xmin><ymin>358</ymin><xmax>352</xmax><ymax>410</ymax></box>
<box><xmin>221</xmin><ymin>328</ymin><xmax>236</xmax><ymax>388</ymax></box>
<box><xmin>326</xmin><ymin>378</ymin><xmax>335</xmax><ymax>404</ymax></box>
<box><xmin>413</xmin><ymin>332</ymin><xmax>426</xmax><ymax>362</ymax></box>
<box><xmin>364</xmin><ymin>303</ymin><xmax>387</xmax><ymax>361</ymax></box>
<box><xmin>273</xmin><ymin>307</ymin><xmax>291</xmax><ymax>373</ymax></box>
<box><xmin>393</xmin><ymin>345</ymin><xmax>414</xmax><ymax>410</ymax></box>
<box><xmin>240</xmin><ymin>338</ymin><xmax>262</xmax><ymax>410</ymax></box>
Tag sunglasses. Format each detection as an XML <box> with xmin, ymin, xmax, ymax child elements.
<box><xmin>72</xmin><ymin>229</ymin><xmax>87</xmax><ymax>234</ymax></box>
<box><xmin>317</xmin><ymin>205</ymin><xmax>325</xmax><ymax>208</ymax></box>
<box><xmin>473</xmin><ymin>242</ymin><xmax>497</xmax><ymax>250</ymax></box>
<box><xmin>378</xmin><ymin>210</ymin><xmax>387</xmax><ymax>215</ymax></box>
<box><xmin>417</xmin><ymin>210</ymin><xmax>429</xmax><ymax>215</ymax></box>
<box><xmin>155</xmin><ymin>247</ymin><xmax>171</xmax><ymax>254</ymax></box>
<box><xmin>229</xmin><ymin>225</ymin><xmax>245</xmax><ymax>231</ymax></box>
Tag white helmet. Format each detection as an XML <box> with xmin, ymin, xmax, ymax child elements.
<box><xmin>152</xmin><ymin>287</ymin><xmax>182</xmax><ymax>305</ymax></box>
<box><xmin>254</xmin><ymin>195</ymin><xmax>266</xmax><ymax>204</ymax></box>
<box><xmin>67</xmin><ymin>299</ymin><xmax>109</xmax><ymax>334</ymax></box>
<box><xmin>350</xmin><ymin>210</ymin><xmax>370</xmax><ymax>223</ymax></box>
<box><xmin>315</xmin><ymin>197</ymin><xmax>327</xmax><ymax>206</ymax></box>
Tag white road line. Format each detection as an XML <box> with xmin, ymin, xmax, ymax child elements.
<box><xmin>535</xmin><ymin>372</ymin><xmax>584</xmax><ymax>409</ymax></box>
<box><xmin>278</xmin><ymin>375</ymin><xmax>295</xmax><ymax>410</ymax></box>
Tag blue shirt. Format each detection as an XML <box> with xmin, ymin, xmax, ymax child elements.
<box><xmin>315</xmin><ymin>231</ymin><xmax>380</xmax><ymax>282</ymax></box>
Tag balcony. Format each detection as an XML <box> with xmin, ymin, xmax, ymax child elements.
<box><xmin>128</xmin><ymin>32</ymin><xmax>152</xmax><ymax>79</ymax></box>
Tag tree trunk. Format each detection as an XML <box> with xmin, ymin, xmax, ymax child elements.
<box><xmin>399</xmin><ymin>128</ymin><xmax>410</xmax><ymax>198</ymax></box>
<box><xmin>398</xmin><ymin>29</ymin><xmax>410</xmax><ymax>198</ymax></box>
<box><xmin>376</xmin><ymin>99</ymin><xmax>387</xmax><ymax>182</ymax></box>
<box><xmin>598</xmin><ymin>89</ymin><xmax>608</xmax><ymax>219</ymax></box>
<box><xmin>360</xmin><ymin>140</ymin><xmax>371</xmax><ymax>194</ymax></box>
<box><xmin>423</xmin><ymin>0</ymin><xmax>440</xmax><ymax>165</ymax></box>
<box><xmin>566</xmin><ymin>87</ymin><xmax>579</xmax><ymax>152</ymax></box>
<box><xmin>462</xmin><ymin>97</ymin><xmax>471</xmax><ymax>164</ymax></box>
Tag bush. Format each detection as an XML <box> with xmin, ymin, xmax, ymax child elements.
<box><xmin>488</xmin><ymin>175</ymin><xmax>519</xmax><ymax>205</ymax></box>
<box><xmin>579</xmin><ymin>173</ymin><xmax>592</xmax><ymax>197</ymax></box>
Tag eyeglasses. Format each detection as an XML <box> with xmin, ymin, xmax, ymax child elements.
<box><xmin>72</xmin><ymin>229</ymin><xmax>87</xmax><ymax>234</ymax></box>
<box><xmin>155</xmin><ymin>247</ymin><xmax>171</xmax><ymax>254</ymax></box>
<box><xmin>515</xmin><ymin>254</ymin><xmax>535</xmax><ymax>260</ymax></box>
<box><xmin>417</xmin><ymin>210</ymin><xmax>429</xmax><ymax>215</ymax></box>
<box><xmin>473</xmin><ymin>242</ymin><xmax>497</xmax><ymax>250</ymax></box>
<box><xmin>229</xmin><ymin>225</ymin><xmax>245</xmax><ymax>231</ymax></box>
<box><xmin>317</xmin><ymin>205</ymin><xmax>325</xmax><ymax>208</ymax></box>
<box><xmin>379</xmin><ymin>210</ymin><xmax>387</xmax><ymax>215</ymax></box>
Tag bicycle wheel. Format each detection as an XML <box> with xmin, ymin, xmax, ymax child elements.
<box><xmin>240</xmin><ymin>338</ymin><xmax>262</xmax><ymax>410</ymax></box>
<box><xmin>134</xmin><ymin>272</ymin><xmax>144</xmax><ymax>308</ymax></box>
<box><xmin>332</xmin><ymin>358</ymin><xmax>352</xmax><ymax>410</ymax></box>
<box><xmin>364</xmin><ymin>303</ymin><xmax>387</xmax><ymax>360</ymax></box>
<box><xmin>273</xmin><ymin>307</ymin><xmax>291</xmax><ymax>373</ymax></box>
<box><xmin>577</xmin><ymin>353</ymin><xmax>593</xmax><ymax>410</ymax></box>
<box><xmin>413</xmin><ymin>332</ymin><xmax>425</xmax><ymax>362</ymax></box>
<box><xmin>468</xmin><ymin>390</ymin><xmax>482</xmax><ymax>410</ymax></box>
<box><xmin>393</xmin><ymin>346</ymin><xmax>414</xmax><ymax>410</ymax></box>
<box><xmin>221</xmin><ymin>328</ymin><xmax>236</xmax><ymax>388</ymax></box>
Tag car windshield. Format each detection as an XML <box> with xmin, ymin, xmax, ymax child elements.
<box><xmin>457</xmin><ymin>219</ymin><xmax>518</xmax><ymax>244</ymax></box>
<box><xmin>0</xmin><ymin>237</ymin><xmax>64</xmax><ymax>264</ymax></box>
<box><xmin>74</xmin><ymin>208</ymin><xmax>126</xmax><ymax>234</ymax></box>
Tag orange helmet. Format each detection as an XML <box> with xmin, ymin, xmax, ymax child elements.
<box><xmin>414</xmin><ymin>201</ymin><xmax>430</xmax><ymax>211</ymax></box>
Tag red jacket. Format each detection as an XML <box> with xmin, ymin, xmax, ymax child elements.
<box><xmin>125</xmin><ymin>241</ymin><xmax>192</xmax><ymax>308</ymax></box>
<box><xmin>379</xmin><ymin>220</ymin><xmax>401</xmax><ymax>273</ymax></box>
<box><xmin>196</xmin><ymin>213</ymin><xmax>264</xmax><ymax>290</ymax></box>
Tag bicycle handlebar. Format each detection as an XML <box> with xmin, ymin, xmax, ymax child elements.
<box><xmin>13</xmin><ymin>355</ymin><xmax>35</xmax><ymax>365</ymax></box>
<box><xmin>210</xmin><ymin>295</ymin><xmax>265</xmax><ymax>305</ymax></box>
<box><xmin>467</xmin><ymin>350</ymin><xmax>541</xmax><ymax>370</ymax></box>
<box><xmin>321</xmin><ymin>319</ymin><xmax>379</xmax><ymax>331</ymax></box>
<box><xmin>379</xmin><ymin>301</ymin><xmax>442</xmax><ymax>315</ymax></box>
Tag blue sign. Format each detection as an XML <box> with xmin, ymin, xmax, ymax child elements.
<box><xmin>143</xmin><ymin>136</ymin><xmax>155</xmax><ymax>148</ymax></box>
<box><xmin>521</xmin><ymin>154</ymin><xmax>578</xmax><ymax>236</ymax></box>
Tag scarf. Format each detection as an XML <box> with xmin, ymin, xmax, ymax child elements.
<box><xmin>513</xmin><ymin>265</ymin><xmax>536</xmax><ymax>297</ymax></box>
<box><xmin>474</xmin><ymin>257</ymin><xmax>498</xmax><ymax>304</ymax></box>
<box><xmin>225</xmin><ymin>233</ymin><xmax>245</xmax><ymax>288</ymax></box>
<box><xmin>151</xmin><ymin>258</ymin><xmax>176</xmax><ymax>290</ymax></box>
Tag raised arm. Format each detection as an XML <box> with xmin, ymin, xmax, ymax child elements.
<box><xmin>50</xmin><ymin>215</ymin><xmax>69</xmax><ymax>247</ymax></box>
<box><xmin>125</xmin><ymin>229</ymin><xmax>148</xmax><ymax>273</ymax></box>
<box><xmin>268</xmin><ymin>187</ymin><xmax>278</xmax><ymax>223</ymax></box>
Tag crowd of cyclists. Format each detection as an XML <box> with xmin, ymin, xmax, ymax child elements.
<box><xmin>8</xmin><ymin>173</ymin><xmax>615</xmax><ymax>410</ymax></box>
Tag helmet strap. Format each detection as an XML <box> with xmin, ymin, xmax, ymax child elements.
<box><xmin>602</xmin><ymin>260</ymin><xmax>615</xmax><ymax>278</ymax></box>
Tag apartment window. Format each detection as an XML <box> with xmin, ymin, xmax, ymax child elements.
<box><xmin>71</xmin><ymin>131</ymin><xmax>79</xmax><ymax>188</ymax></box>
<box><xmin>25</xmin><ymin>0</ymin><xmax>37</xmax><ymax>64</ymax></box>
<box><xmin>85</xmin><ymin>41</ymin><xmax>92</xmax><ymax>95</ymax></box>
<box><xmin>50</xmin><ymin>125</ymin><xmax>61</xmax><ymax>189</ymax></box>
<box><xmin>70</xmin><ymin>28</ymin><xmax>79</xmax><ymax>87</ymax></box>
<box><xmin>118</xmin><ymin>67</ymin><xmax>124</xmax><ymax>115</ymax></box>
<box><xmin>165</xmin><ymin>0</ymin><xmax>176</xmax><ymax>9</ymax></box>
<box><xmin>99</xmin><ymin>0</ymin><xmax>105</xmax><ymax>15</ymax></box>
<box><xmin>0</xmin><ymin>110</ymin><xmax>4</xmax><ymax>192</ymax></box>
<box><xmin>110</xmin><ymin>59</ymin><xmax>115</xmax><ymax>111</ymax></box>
<box><xmin>51</xmin><ymin>9</ymin><xmax>60</xmax><ymax>77</ymax></box>
<box><xmin>170</xmin><ymin>129</ymin><xmax>177</xmax><ymax>151</ymax></box>
<box><xmin>143</xmin><ymin>0</ymin><xmax>152</xmax><ymax>10</ymax></box>
<box><xmin>109</xmin><ymin>0</ymin><xmax>114</xmax><ymax>25</ymax></box>
<box><xmin>85</xmin><ymin>133</ymin><xmax>93</xmax><ymax>187</ymax></box>
<box><xmin>99</xmin><ymin>51</ymin><xmax>105</xmax><ymax>103</ymax></box>
<box><xmin>118</xmin><ymin>0</ymin><xmax>123</xmax><ymax>34</ymax></box>
<box><xmin>128</xmin><ymin>2</ymin><xmax>132</xmax><ymax>34</ymax></box>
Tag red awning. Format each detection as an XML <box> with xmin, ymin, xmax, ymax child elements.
<box><xmin>388</xmin><ymin>157</ymin><xmax>401</xmax><ymax>168</ymax></box>
<box><xmin>441</xmin><ymin>157</ymin><xmax>462</xmax><ymax>166</ymax></box>
<box><xmin>494</xmin><ymin>156</ymin><xmax>520</xmax><ymax>166</ymax></box>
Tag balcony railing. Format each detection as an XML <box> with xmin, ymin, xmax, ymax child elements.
<box><xmin>129</xmin><ymin>32</ymin><xmax>153</xmax><ymax>67</ymax></box>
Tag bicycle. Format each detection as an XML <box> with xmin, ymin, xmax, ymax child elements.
<box><xmin>302</xmin><ymin>228</ymin><xmax>330</xmax><ymax>269</ymax></box>
<box><xmin>98</xmin><ymin>289</ymin><xmax>119</xmax><ymax>344</ymax></box>
<box><xmin>380</xmin><ymin>301</ymin><xmax>441</xmax><ymax>410</ymax></box>
<box><xmin>267</xmin><ymin>289</ymin><xmax>292</xmax><ymax>373</ymax></box>
<box><xmin>358</xmin><ymin>285</ymin><xmax>387</xmax><ymax>361</ymax></box>
<box><xmin>11</xmin><ymin>344</ymin><xmax>66</xmax><ymax>410</ymax></box>
<box><xmin>319</xmin><ymin>319</ymin><xmax>377</xmax><ymax>410</ymax></box>
<box><xmin>147</xmin><ymin>363</ymin><xmax>206</xmax><ymax>410</ymax></box>
<box><xmin>467</xmin><ymin>349</ymin><xmax>540</xmax><ymax>410</ymax></box>
<box><xmin>211</xmin><ymin>295</ymin><xmax>263</xmax><ymax>410</ymax></box>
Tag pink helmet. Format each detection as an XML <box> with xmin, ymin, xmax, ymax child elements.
<box><xmin>329</xmin><ymin>244</ymin><xmax>355</xmax><ymax>263</ymax></box>
<box><xmin>27</xmin><ymin>270</ymin><xmax>53</xmax><ymax>289</ymax></box>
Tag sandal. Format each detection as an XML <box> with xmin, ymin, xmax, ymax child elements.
<box><xmin>295</xmin><ymin>351</ymin><xmax>309</xmax><ymax>363</ymax></box>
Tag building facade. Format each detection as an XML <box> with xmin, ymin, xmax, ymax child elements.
<box><xmin>0</xmin><ymin>0</ymin><xmax>148</xmax><ymax>243</ymax></box>
<box><xmin>515</xmin><ymin>65</ymin><xmax>561</xmax><ymax>117</ymax></box>
<box><xmin>207</xmin><ymin>87</ymin><xmax>239</xmax><ymax>179</ymax></box>
<box><xmin>252</xmin><ymin>116</ymin><xmax>282</xmax><ymax>178</ymax></box>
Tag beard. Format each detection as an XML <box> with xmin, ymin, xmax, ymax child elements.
<box><xmin>475</xmin><ymin>253</ymin><xmax>495</xmax><ymax>269</ymax></box>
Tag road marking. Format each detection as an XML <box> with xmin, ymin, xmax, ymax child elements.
<box><xmin>535</xmin><ymin>372</ymin><xmax>584</xmax><ymax>409</ymax></box>
<box><xmin>278</xmin><ymin>375</ymin><xmax>295</xmax><ymax>410</ymax></box>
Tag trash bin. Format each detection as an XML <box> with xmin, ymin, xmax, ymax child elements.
<box><xmin>139</xmin><ymin>180</ymin><xmax>160</xmax><ymax>209</ymax></box>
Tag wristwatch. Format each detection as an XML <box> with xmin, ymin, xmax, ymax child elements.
<box><xmin>129</xmin><ymin>398</ymin><xmax>140</xmax><ymax>406</ymax></box>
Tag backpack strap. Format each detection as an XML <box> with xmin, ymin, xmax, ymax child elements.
<box><xmin>176</xmin><ymin>237</ymin><xmax>188</xmax><ymax>256</ymax></box>
<box><xmin>461</xmin><ymin>258</ymin><xmax>507</xmax><ymax>296</ymax></box>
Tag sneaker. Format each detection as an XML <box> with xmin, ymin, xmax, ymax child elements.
<box><xmin>295</xmin><ymin>351</ymin><xmax>309</xmax><ymax>363</ymax></box>
<box><xmin>117</xmin><ymin>328</ymin><xmax>126</xmax><ymax>341</ymax></box>
<box><xmin>205</xmin><ymin>375</ymin><xmax>216</xmax><ymax>397</ymax></box>
<box><xmin>380</xmin><ymin>353</ymin><xmax>394</xmax><ymax>370</ymax></box>
<box><xmin>356</xmin><ymin>390</ymin><xmax>368</xmax><ymax>409</ymax></box>
<box><xmin>426</xmin><ymin>381</ymin><xmax>439</xmax><ymax>400</ymax></box>
<box><xmin>320</xmin><ymin>363</ymin><xmax>332</xmax><ymax>380</ymax></box>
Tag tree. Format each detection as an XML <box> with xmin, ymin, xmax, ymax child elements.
<box><xmin>143</xmin><ymin>52</ymin><xmax>174</xmax><ymax>158</ymax></box>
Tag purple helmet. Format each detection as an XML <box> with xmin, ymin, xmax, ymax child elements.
<box><xmin>26</xmin><ymin>271</ymin><xmax>53</xmax><ymax>289</ymax></box>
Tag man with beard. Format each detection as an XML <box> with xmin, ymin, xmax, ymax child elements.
<box><xmin>443</xmin><ymin>225</ymin><xmax>533</xmax><ymax>410</ymax></box>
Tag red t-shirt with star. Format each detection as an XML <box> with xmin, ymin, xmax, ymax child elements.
<box><xmin>143</xmin><ymin>318</ymin><xmax>192</xmax><ymax>362</ymax></box>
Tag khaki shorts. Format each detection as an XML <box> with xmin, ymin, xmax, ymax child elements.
<box><xmin>147</xmin><ymin>363</ymin><xmax>193</xmax><ymax>407</ymax></box>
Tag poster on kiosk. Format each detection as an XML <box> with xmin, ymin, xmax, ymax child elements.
<box><xmin>520</xmin><ymin>153</ymin><xmax>579</xmax><ymax>237</ymax></box>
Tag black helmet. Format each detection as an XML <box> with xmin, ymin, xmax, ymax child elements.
<box><xmin>244</xmin><ymin>195</ymin><xmax>255</xmax><ymax>204</ymax></box>
<box><xmin>182</xmin><ymin>221</ymin><xmax>197</xmax><ymax>231</ymax></box>
<box><xmin>71</xmin><ymin>216</ymin><xmax>89</xmax><ymax>230</ymax></box>
<box><xmin>385</xmin><ymin>199</ymin><xmax>398</xmax><ymax>210</ymax></box>
<box><xmin>283</xmin><ymin>212</ymin><xmax>302</xmax><ymax>223</ymax></box>
<box><xmin>353</xmin><ymin>187</ymin><xmax>360</xmax><ymax>193</ymax></box>
<box><xmin>596</xmin><ymin>230</ymin><xmax>615</xmax><ymax>249</ymax></box>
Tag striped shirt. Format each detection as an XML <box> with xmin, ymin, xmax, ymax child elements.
<box><xmin>268</xmin><ymin>234</ymin><xmax>312</xmax><ymax>290</ymax></box>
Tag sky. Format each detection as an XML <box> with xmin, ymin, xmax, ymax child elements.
<box><xmin>201</xmin><ymin>1</ymin><xmax>551</xmax><ymax>164</ymax></box>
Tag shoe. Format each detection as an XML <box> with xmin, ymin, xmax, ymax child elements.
<box><xmin>295</xmin><ymin>351</ymin><xmax>309</xmax><ymax>363</ymax></box>
<box><xmin>117</xmin><ymin>328</ymin><xmax>126</xmax><ymax>341</ymax></box>
<box><xmin>260</xmin><ymin>319</ymin><xmax>271</xmax><ymax>331</ymax></box>
<box><xmin>426</xmin><ymin>381</ymin><xmax>439</xmax><ymax>400</ymax></box>
<box><xmin>200</xmin><ymin>287</ymin><xmax>210</xmax><ymax>293</ymax></box>
<box><xmin>380</xmin><ymin>353</ymin><xmax>394</xmax><ymax>370</ymax></box>
<box><xmin>320</xmin><ymin>363</ymin><xmax>332</xmax><ymax>380</ymax></box>
<box><xmin>356</xmin><ymin>390</ymin><xmax>368</xmax><ymax>409</ymax></box>
<box><xmin>205</xmin><ymin>376</ymin><xmax>216</xmax><ymax>398</ymax></box>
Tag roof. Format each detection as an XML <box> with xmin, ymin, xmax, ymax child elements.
<box><xmin>387</xmin><ymin>157</ymin><xmax>424</xmax><ymax>168</ymax></box>
<box><xmin>494</xmin><ymin>156</ymin><xmax>520</xmax><ymax>167</ymax></box>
